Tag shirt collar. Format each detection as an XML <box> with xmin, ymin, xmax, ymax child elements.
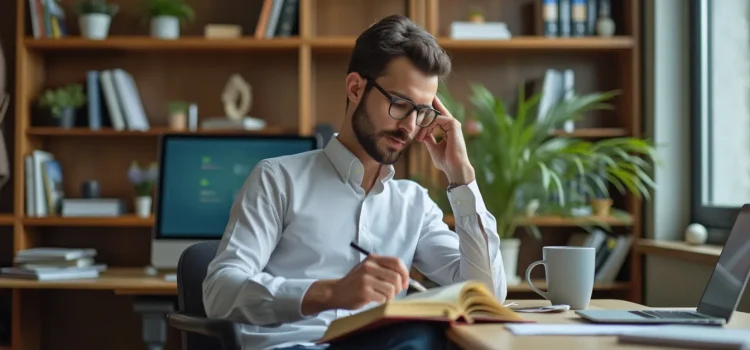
<box><xmin>324</xmin><ymin>135</ymin><xmax>395</xmax><ymax>185</ymax></box>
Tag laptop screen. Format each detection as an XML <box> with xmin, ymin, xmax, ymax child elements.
<box><xmin>696</xmin><ymin>204</ymin><xmax>750</xmax><ymax>319</ymax></box>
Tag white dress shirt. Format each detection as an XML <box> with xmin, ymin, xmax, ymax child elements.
<box><xmin>202</xmin><ymin>136</ymin><xmax>506</xmax><ymax>350</ymax></box>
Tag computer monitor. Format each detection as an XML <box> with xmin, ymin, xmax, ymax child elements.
<box><xmin>151</xmin><ymin>133</ymin><xmax>319</xmax><ymax>269</ymax></box>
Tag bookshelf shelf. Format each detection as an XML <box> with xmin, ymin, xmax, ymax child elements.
<box><xmin>550</xmin><ymin>128</ymin><xmax>630</xmax><ymax>138</ymax></box>
<box><xmin>437</xmin><ymin>36</ymin><xmax>635</xmax><ymax>51</ymax></box>
<box><xmin>26</xmin><ymin>126</ymin><xmax>295</xmax><ymax>137</ymax></box>
<box><xmin>23</xmin><ymin>36</ymin><xmax>304</xmax><ymax>51</ymax></box>
<box><xmin>0</xmin><ymin>215</ymin><xmax>14</xmax><ymax>225</ymax></box>
<box><xmin>22</xmin><ymin>215</ymin><xmax>154</xmax><ymax>227</ymax></box>
<box><xmin>22</xmin><ymin>36</ymin><xmax>634</xmax><ymax>53</ymax></box>
<box><xmin>443</xmin><ymin>214</ymin><xmax>632</xmax><ymax>228</ymax></box>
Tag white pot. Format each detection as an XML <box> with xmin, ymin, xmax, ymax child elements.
<box><xmin>135</xmin><ymin>196</ymin><xmax>152</xmax><ymax>218</ymax></box>
<box><xmin>150</xmin><ymin>16</ymin><xmax>180</xmax><ymax>39</ymax></box>
<box><xmin>79</xmin><ymin>13</ymin><xmax>111</xmax><ymax>40</ymax></box>
<box><xmin>500</xmin><ymin>238</ymin><xmax>521</xmax><ymax>285</ymax></box>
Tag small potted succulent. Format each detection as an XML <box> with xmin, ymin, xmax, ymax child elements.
<box><xmin>38</xmin><ymin>84</ymin><xmax>86</xmax><ymax>128</ymax></box>
<box><xmin>127</xmin><ymin>161</ymin><xmax>159</xmax><ymax>218</ymax></box>
<box><xmin>468</xmin><ymin>6</ymin><xmax>485</xmax><ymax>23</ymax></box>
<box><xmin>142</xmin><ymin>0</ymin><xmax>195</xmax><ymax>39</ymax></box>
<box><xmin>168</xmin><ymin>100</ymin><xmax>188</xmax><ymax>130</ymax></box>
<box><xmin>76</xmin><ymin>0</ymin><xmax>119</xmax><ymax>40</ymax></box>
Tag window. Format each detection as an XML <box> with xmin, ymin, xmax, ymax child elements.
<box><xmin>690</xmin><ymin>0</ymin><xmax>750</xmax><ymax>241</ymax></box>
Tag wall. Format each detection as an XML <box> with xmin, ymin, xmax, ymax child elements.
<box><xmin>643</xmin><ymin>0</ymin><xmax>750</xmax><ymax>311</ymax></box>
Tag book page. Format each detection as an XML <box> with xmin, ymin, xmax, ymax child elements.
<box><xmin>397</xmin><ymin>281</ymin><xmax>470</xmax><ymax>304</ymax></box>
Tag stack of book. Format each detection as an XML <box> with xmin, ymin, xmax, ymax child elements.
<box><xmin>0</xmin><ymin>248</ymin><xmax>107</xmax><ymax>281</ymax></box>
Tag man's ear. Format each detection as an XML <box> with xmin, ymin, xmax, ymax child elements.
<box><xmin>345</xmin><ymin>72</ymin><xmax>366</xmax><ymax>104</ymax></box>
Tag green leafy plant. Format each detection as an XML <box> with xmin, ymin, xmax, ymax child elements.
<box><xmin>76</xmin><ymin>0</ymin><xmax>119</xmax><ymax>16</ymax></box>
<box><xmin>142</xmin><ymin>0</ymin><xmax>195</xmax><ymax>22</ymax></box>
<box><xmin>127</xmin><ymin>161</ymin><xmax>159</xmax><ymax>196</ymax></box>
<box><xmin>38</xmin><ymin>84</ymin><xmax>86</xmax><ymax>118</ymax></box>
<box><xmin>168</xmin><ymin>100</ymin><xmax>189</xmax><ymax>114</ymax></box>
<box><xmin>437</xmin><ymin>83</ymin><xmax>658</xmax><ymax>240</ymax></box>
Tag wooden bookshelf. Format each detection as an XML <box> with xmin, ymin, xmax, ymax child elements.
<box><xmin>22</xmin><ymin>215</ymin><xmax>154</xmax><ymax>227</ymax></box>
<box><xmin>26</xmin><ymin>125</ymin><xmax>294</xmax><ymax>137</ymax></box>
<box><xmin>0</xmin><ymin>215</ymin><xmax>14</xmax><ymax>226</ymax></box>
<box><xmin>5</xmin><ymin>0</ymin><xmax>643</xmax><ymax>349</ymax></box>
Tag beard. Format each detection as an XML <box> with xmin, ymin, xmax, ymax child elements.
<box><xmin>351</xmin><ymin>96</ymin><xmax>412</xmax><ymax>165</ymax></box>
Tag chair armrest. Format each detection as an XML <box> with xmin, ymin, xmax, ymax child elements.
<box><xmin>167</xmin><ymin>312</ymin><xmax>242</xmax><ymax>350</ymax></box>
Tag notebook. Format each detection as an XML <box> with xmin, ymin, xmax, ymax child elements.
<box><xmin>618</xmin><ymin>325</ymin><xmax>750</xmax><ymax>349</ymax></box>
<box><xmin>317</xmin><ymin>280</ymin><xmax>531</xmax><ymax>344</ymax></box>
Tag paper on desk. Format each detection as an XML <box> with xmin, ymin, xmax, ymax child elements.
<box><xmin>505</xmin><ymin>324</ymin><xmax>655</xmax><ymax>336</ymax></box>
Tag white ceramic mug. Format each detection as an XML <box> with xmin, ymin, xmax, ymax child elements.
<box><xmin>524</xmin><ymin>246</ymin><xmax>595</xmax><ymax>310</ymax></box>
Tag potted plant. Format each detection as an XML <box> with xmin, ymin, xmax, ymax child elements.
<box><xmin>76</xmin><ymin>0</ymin><xmax>119</xmax><ymax>40</ymax></box>
<box><xmin>437</xmin><ymin>83</ymin><xmax>658</xmax><ymax>284</ymax></box>
<box><xmin>168</xmin><ymin>100</ymin><xmax>188</xmax><ymax>130</ymax></box>
<box><xmin>127</xmin><ymin>161</ymin><xmax>159</xmax><ymax>218</ymax></box>
<box><xmin>468</xmin><ymin>6</ymin><xmax>485</xmax><ymax>23</ymax></box>
<box><xmin>38</xmin><ymin>84</ymin><xmax>86</xmax><ymax>128</ymax></box>
<box><xmin>142</xmin><ymin>0</ymin><xmax>195</xmax><ymax>39</ymax></box>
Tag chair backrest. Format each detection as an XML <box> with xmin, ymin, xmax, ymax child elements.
<box><xmin>176</xmin><ymin>240</ymin><xmax>221</xmax><ymax>350</ymax></box>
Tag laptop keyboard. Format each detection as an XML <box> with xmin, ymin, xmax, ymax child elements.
<box><xmin>629</xmin><ymin>310</ymin><xmax>711</xmax><ymax>319</ymax></box>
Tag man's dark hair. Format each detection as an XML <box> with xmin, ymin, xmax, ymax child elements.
<box><xmin>347</xmin><ymin>14</ymin><xmax>452</xmax><ymax>84</ymax></box>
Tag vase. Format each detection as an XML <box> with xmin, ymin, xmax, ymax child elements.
<box><xmin>591</xmin><ymin>198</ymin><xmax>613</xmax><ymax>217</ymax></box>
<box><xmin>135</xmin><ymin>196</ymin><xmax>152</xmax><ymax>218</ymax></box>
<box><xmin>150</xmin><ymin>16</ymin><xmax>180</xmax><ymax>39</ymax></box>
<box><xmin>79</xmin><ymin>13</ymin><xmax>112</xmax><ymax>40</ymax></box>
<box><xmin>169</xmin><ymin>112</ymin><xmax>187</xmax><ymax>130</ymax></box>
<box><xmin>58</xmin><ymin>107</ymin><xmax>76</xmax><ymax>128</ymax></box>
<box><xmin>596</xmin><ymin>17</ymin><xmax>615</xmax><ymax>37</ymax></box>
<box><xmin>500</xmin><ymin>238</ymin><xmax>521</xmax><ymax>285</ymax></box>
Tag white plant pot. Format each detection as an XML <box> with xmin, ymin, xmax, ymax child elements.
<box><xmin>150</xmin><ymin>16</ymin><xmax>180</xmax><ymax>39</ymax></box>
<box><xmin>79</xmin><ymin>13</ymin><xmax>111</xmax><ymax>40</ymax></box>
<box><xmin>135</xmin><ymin>196</ymin><xmax>152</xmax><ymax>218</ymax></box>
<box><xmin>500</xmin><ymin>238</ymin><xmax>521</xmax><ymax>285</ymax></box>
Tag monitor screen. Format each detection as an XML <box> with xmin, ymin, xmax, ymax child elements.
<box><xmin>154</xmin><ymin>134</ymin><xmax>318</xmax><ymax>240</ymax></box>
<box><xmin>697</xmin><ymin>204</ymin><xmax>750</xmax><ymax>319</ymax></box>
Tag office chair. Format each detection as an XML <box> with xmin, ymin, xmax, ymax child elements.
<box><xmin>166</xmin><ymin>241</ymin><xmax>242</xmax><ymax>350</ymax></box>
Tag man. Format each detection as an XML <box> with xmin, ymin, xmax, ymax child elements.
<box><xmin>202</xmin><ymin>14</ymin><xmax>506</xmax><ymax>350</ymax></box>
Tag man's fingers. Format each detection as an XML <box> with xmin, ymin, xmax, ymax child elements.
<box><xmin>366</xmin><ymin>276</ymin><xmax>397</xmax><ymax>301</ymax></box>
<box><xmin>371</xmin><ymin>256</ymin><xmax>410</xmax><ymax>290</ymax></box>
<box><xmin>433</xmin><ymin>95</ymin><xmax>450</xmax><ymax>116</ymax></box>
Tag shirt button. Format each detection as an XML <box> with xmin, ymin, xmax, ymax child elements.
<box><xmin>456</xmin><ymin>200</ymin><xmax>462</xmax><ymax>205</ymax></box>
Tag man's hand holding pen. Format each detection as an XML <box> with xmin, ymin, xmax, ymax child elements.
<box><xmin>301</xmin><ymin>254</ymin><xmax>411</xmax><ymax>316</ymax></box>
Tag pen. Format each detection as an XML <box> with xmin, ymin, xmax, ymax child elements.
<box><xmin>349</xmin><ymin>241</ymin><xmax>428</xmax><ymax>292</ymax></box>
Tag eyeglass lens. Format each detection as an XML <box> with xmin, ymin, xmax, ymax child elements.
<box><xmin>389</xmin><ymin>99</ymin><xmax>438</xmax><ymax>127</ymax></box>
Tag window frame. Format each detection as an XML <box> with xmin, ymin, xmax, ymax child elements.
<box><xmin>689</xmin><ymin>0</ymin><xmax>741</xmax><ymax>238</ymax></box>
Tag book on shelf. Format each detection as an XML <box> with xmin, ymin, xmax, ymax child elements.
<box><xmin>537</xmin><ymin>0</ymin><xmax>602</xmax><ymax>37</ymax></box>
<box><xmin>316</xmin><ymin>280</ymin><xmax>531</xmax><ymax>344</ymax></box>
<box><xmin>567</xmin><ymin>229</ymin><xmax>632</xmax><ymax>283</ymax></box>
<box><xmin>28</xmin><ymin>0</ymin><xmax>68</xmax><ymax>39</ymax></box>
<box><xmin>2</xmin><ymin>247</ymin><xmax>107</xmax><ymax>281</ymax></box>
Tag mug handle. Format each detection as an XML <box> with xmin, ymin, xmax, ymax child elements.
<box><xmin>525</xmin><ymin>260</ymin><xmax>549</xmax><ymax>300</ymax></box>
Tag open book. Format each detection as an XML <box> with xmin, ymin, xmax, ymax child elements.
<box><xmin>317</xmin><ymin>280</ymin><xmax>531</xmax><ymax>344</ymax></box>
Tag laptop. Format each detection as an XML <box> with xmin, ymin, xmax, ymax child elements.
<box><xmin>576</xmin><ymin>204</ymin><xmax>750</xmax><ymax>326</ymax></box>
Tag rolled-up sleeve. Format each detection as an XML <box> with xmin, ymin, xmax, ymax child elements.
<box><xmin>202</xmin><ymin>159</ymin><xmax>316</xmax><ymax>327</ymax></box>
<box><xmin>412</xmin><ymin>181</ymin><xmax>507</xmax><ymax>302</ymax></box>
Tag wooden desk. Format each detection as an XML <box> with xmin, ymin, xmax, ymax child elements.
<box><xmin>448</xmin><ymin>299</ymin><xmax>750</xmax><ymax>350</ymax></box>
<box><xmin>0</xmin><ymin>267</ymin><xmax>177</xmax><ymax>350</ymax></box>
<box><xmin>0</xmin><ymin>267</ymin><xmax>177</xmax><ymax>295</ymax></box>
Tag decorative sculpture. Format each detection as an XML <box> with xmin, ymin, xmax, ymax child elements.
<box><xmin>222</xmin><ymin>73</ymin><xmax>252</xmax><ymax>121</ymax></box>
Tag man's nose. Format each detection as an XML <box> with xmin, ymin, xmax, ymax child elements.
<box><xmin>397</xmin><ymin>109</ymin><xmax>418</xmax><ymax>137</ymax></box>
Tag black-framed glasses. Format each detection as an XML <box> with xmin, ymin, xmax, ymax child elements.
<box><xmin>365</xmin><ymin>77</ymin><xmax>441</xmax><ymax>128</ymax></box>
